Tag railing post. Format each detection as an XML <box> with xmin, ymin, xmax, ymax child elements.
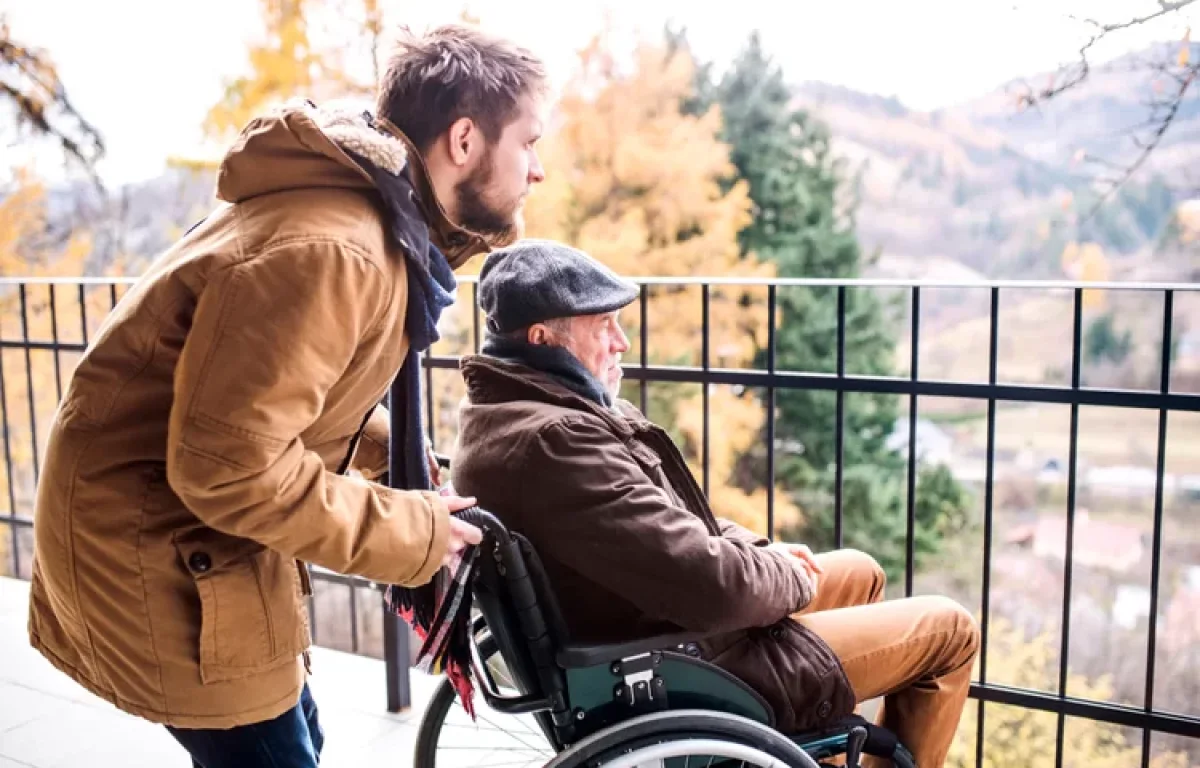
<box><xmin>384</xmin><ymin>378</ymin><xmax>412</xmax><ymax>712</ymax></box>
<box><xmin>382</xmin><ymin>597</ymin><xmax>411</xmax><ymax>712</ymax></box>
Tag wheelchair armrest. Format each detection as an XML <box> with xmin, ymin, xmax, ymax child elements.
<box><xmin>556</xmin><ymin>632</ymin><xmax>705</xmax><ymax>669</ymax></box>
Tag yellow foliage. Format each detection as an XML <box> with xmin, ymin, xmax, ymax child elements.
<box><xmin>1060</xmin><ymin>241</ymin><xmax>1109</xmax><ymax>311</ymax></box>
<box><xmin>947</xmin><ymin>618</ymin><xmax>1189</xmax><ymax>768</ymax></box>
<box><xmin>458</xmin><ymin>4</ymin><xmax>481</xmax><ymax>25</ymax></box>
<box><xmin>524</xmin><ymin>35</ymin><xmax>769</xmax><ymax>367</ymax></box>
<box><xmin>1176</xmin><ymin>199</ymin><xmax>1200</xmax><ymax>243</ymax></box>
<box><xmin>674</xmin><ymin>385</ymin><xmax>802</xmax><ymax>534</ymax></box>
<box><xmin>522</xmin><ymin>31</ymin><xmax>789</xmax><ymax>535</ymax></box>
<box><xmin>203</xmin><ymin>0</ymin><xmax>379</xmax><ymax>143</ymax></box>
<box><xmin>0</xmin><ymin>168</ymin><xmax>89</xmax><ymax>278</ymax></box>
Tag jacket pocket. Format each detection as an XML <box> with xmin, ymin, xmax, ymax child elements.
<box><xmin>627</xmin><ymin>439</ymin><xmax>685</xmax><ymax>506</ymax></box>
<box><xmin>771</xmin><ymin>619</ymin><xmax>856</xmax><ymax>730</ymax></box>
<box><xmin>173</xmin><ymin>531</ymin><xmax>307</xmax><ymax>684</ymax></box>
<box><xmin>702</xmin><ymin>629</ymin><xmax>796</xmax><ymax>731</ymax></box>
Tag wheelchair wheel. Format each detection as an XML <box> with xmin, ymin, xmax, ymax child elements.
<box><xmin>414</xmin><ymin>635</ymin><xmax>555</xmax><ymax>768</ymax></box>
<box><xmin>547</xmin><ymin>710</ymin><xmax>822</xmax><ymax>768</ymax></box>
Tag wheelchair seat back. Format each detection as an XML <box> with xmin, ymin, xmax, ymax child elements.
<box><xmin>463</xmin><ymin>510</ymin><xmax>775</xmax><ymax>746</ymax></box>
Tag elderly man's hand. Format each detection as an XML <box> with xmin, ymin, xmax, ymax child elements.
<box><xmin>441</xmin><ymin>494</ymin><xmax>483</xmax><ymax>567</ymax></box>
<box><xmin>767</xmin><ymin>541</ymin><xmax>825</xmax><ymax>594</ymax></box>
<box><xmin>426</xmin><ymin>440</ymin><xmax>442</xmax><ymax>486</ymax></box>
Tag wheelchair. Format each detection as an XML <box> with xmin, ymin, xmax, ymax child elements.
<box><xmin>411</xmin><ymin>505</ymin><xmax>916</xmax><ymax>768</ymax></box>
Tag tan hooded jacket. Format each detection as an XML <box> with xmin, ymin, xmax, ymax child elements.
<box><xmin>27</xmin><ymin>102</ymin><xmax>487</xmax><ymax>728</ymax></box>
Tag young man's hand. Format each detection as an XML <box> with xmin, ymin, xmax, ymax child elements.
<box><xmin>441</xmin><ymin>494</ymin><xmax>483</xmax><ymax>567</ymax></box>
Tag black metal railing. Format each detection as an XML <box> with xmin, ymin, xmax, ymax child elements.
<box><xmin>1</xmin><ymin>275</ymin><xmax>1199</xmax><ymax>766</ymax></box>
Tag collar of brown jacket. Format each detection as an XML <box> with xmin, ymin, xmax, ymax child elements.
<box><xmin>460</xmin><ymin>354</ymin><xmax>643</xmax><ymax>439</ymax></box>
<box><xmin>372</xmin><ymin>115</ymin><xmax>497</xmax><ymax>266</ymax></box>
<box><xmin>214</xmin><ymin>100</ymin><xmax>491</xmax><ymax>270</ymax></box>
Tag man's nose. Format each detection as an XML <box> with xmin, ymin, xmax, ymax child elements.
<box><xmin>613</xmin><ymin>326</ymin><xmax>631</xmax><ymax>353</ymax></box>
<box><xmin>529</xmin><ymin>150</ymin><xmax>545</xmax><ymax>184</ymax></box>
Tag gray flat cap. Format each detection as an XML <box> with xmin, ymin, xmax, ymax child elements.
<box><xmin>477</xmin><ymin>239</ymin><xmax>639</xmax><ymax>334</ymax></box>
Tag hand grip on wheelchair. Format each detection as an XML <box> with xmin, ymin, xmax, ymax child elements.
<box><xmin>451</xmin><ymin>505</ymin><xmax>511</xmax><ymax>545</ymax></box>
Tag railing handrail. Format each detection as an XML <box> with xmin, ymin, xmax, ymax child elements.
<box><xmin>1</xmin><ymin>275</ymin><xmax>1198</xmax><ymax>292</ymax></box>
<box><xmin>0</xmin><ymin>277</ymin><xmax>140</xmax><ymax>286</ymax></box>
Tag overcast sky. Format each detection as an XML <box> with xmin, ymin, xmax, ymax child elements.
<box><xmin>4</xmin><ymin>0</ymin><xmax>1196</xmax><ymax>185</ymax></box>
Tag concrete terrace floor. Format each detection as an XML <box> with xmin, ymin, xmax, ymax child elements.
<box><xmin>0</xmin><ymin>576</ymin><xmax>439</xmax><ymax>767</ymax></box>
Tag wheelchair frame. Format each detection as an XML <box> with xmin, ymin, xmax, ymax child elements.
<box><xmin>414</xmin><ymin>505</ymin><xmax>915</xmax><ymax>768</ymax></box>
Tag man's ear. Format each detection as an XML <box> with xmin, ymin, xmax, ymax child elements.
<box><xmin>527</xmin><ymin>324</ymin><xmax>548</xmax><ymax>345</ymax></box>
<box><xmin>447</xmin><ymin>117</ymin><xmax>478</xmax><ymax>167</ymax></box>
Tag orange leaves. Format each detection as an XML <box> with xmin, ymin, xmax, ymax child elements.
<box><xmin>521</xmin><ymin>32</ymin><xmax>790</xmax><ymax>533</ymax></box>
<box><xmin>0</xmin><ymin>168</ymin><xmax>89</xmax><ymax>278</ymax></box>
<box><xmin>202</xmin><ymin>0</ymin><xmax>380</xmax><ymax>143</ymax></box>
<box><xmin>1060</xmin><ymin>240</ymin><xmax>1110</xmax><ymax>310</ymax></box>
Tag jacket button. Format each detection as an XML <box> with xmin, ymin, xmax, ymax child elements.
<box><xmin>188</xmin><ymin>552</ymin><xmax>212</xmax><ymax>574</ymax></box>
<box><xmin>769</xmin><ymin>625</ymin><xmax>785</xmax><ymax>640</ymax></box>
<box><xmin>817</xmin><ymin>700</ymin><xmax>833</xmax><ymax>719</ymax></box>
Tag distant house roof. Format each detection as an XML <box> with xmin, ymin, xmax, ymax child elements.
<box><xmin>1005</xmin><ymin>510</ymin><xmax>1143</xmax><ymax>573</ymax></box>
<box><xmin>886</xmin><ymin>417</ymin><xmax>953</xmax><ymax>461</ymax></box>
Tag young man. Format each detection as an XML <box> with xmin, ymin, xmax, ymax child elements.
<box><xmin>27</xmin><ymin>25</ymin><xmax>547</xmax><ymax>767</ymax></box>
<box><xmin>451</xmin><ymin>239</ymin><xmax>981</xmax><ymax>768</ymax></box>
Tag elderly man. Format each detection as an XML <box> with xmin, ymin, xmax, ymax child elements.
<box><xmin>30</xmin><ymin>24</ymin><xmax>547</xmax><ymax>768</ymax></box>
<box><xmin>451</xmin><ymin>239</ymin><xmax>980</xmax><ymax>768</ymax></box>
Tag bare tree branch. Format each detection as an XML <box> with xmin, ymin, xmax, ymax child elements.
<box><xmin>1080</xmin><ymin>60</ymin><xmax>1197</xmax><ymax>219</ymax></box>
<box><xmin>1004</xmin><ymin>1</ymin><xmax>1199</xmax><ymax>220</ymax></box>
<box><xmin>1014</xmin><ymin>0</ymin><xmax>1197</xmax><ymax>109</ymax></box>
<box><xmin>0</xmin><ymin>17</ymin><xmax>106</xmax><ymax>189</ymax></box>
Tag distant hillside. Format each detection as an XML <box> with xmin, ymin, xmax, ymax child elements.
<box><xmin>951</xmin><ymin>42</ymin><xmax>1200</xmax><ymax>171</ymax></box>
<box><xmin>791</xmin><ymin>43</ymin><xmax>1200</xmax><ymax>284</ymax></box>
<box><xmin>14</xmin><ymin>43</ymin><xmax>1198</xmax><ymax>293</ymax></box>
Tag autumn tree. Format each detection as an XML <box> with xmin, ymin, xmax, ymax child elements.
<box><xmin>522</xmin><ymin>32</ymin><xmax>797</xmax><ymax>533</ymax></box>
<box><xmin>216</xmin><ymin>0</ymin><xmax>384</xmax><ymax>129</ymax></box>
<box><xmin>675</xmin><ymin>30</ymin><xmax>971</xmax><ymax>580</ymax></box>
<box><xmin>1014</xmin><ymin>2</ymin><xmax>1199</xmax><ymax>209</ymax></box>
<box><xmin>1</xmin><ymin>15</ymin><xmax>104</xmax><ymax>184</ymax></box>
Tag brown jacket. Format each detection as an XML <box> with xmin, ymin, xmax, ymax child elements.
<box><xmin>451</xmin><ymin>356</ymin><xmax>856</xmax><ymax>733</ymax></box>
<box><xmin>27</xmin><ymin>102</ymin><xmax>488</xmax><ymax>728</ymax></box>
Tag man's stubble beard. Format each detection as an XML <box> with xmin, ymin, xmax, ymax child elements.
<box><xmin>454</xmin><ymin>148</ymin><xmax>524</xmax><ymax>248</ymax></box>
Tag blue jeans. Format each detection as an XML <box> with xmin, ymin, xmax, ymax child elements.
<box><xmin>166</xmin><ymin>683</ymin><xmax>324</xmax><ymax>767</ymax></box>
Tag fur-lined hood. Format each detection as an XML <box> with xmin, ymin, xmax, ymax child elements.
<box><xmin>215</xmin><ymin>100</ymin><xmax>490</xmax><ymax>269</ymax></box>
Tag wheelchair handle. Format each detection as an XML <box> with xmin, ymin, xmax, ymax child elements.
<box><xmin>452</xmin><ymin>505</ymin><xmax>511</xmax><ymax>545</ymax></box>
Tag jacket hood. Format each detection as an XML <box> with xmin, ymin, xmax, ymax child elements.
<box><xmin>215</xmin><ymin>100</ymin><xmax>490</xmax><ymax>269</ymax></box>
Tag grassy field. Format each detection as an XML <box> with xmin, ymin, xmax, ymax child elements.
<box><xmin>944</xmin><ymin>403</ymin><xmax>1200</xmax><ymax>471</ymax></box>
<box><xmin>893</xmin><ymin>286</ymin><xmax>1200</xmax><ymax>474</ymax></box>
<box><xmin>899</xmin><ymin>288</ymin><xmax>1200</xmax><ymax>392</ymax></box>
